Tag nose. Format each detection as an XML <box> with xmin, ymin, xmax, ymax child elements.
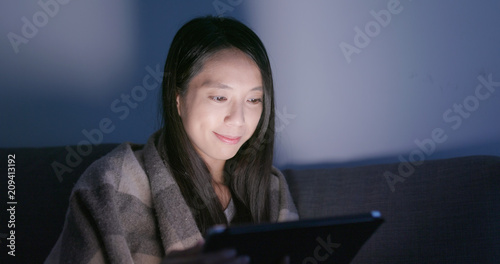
<box><xmin>225</xmin><ymin>101</ymin><xmax>245</xmax><ymax>126</ymax></box>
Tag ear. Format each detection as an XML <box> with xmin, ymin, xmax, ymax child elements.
<box><xmin>176</xmin><ymin>93</ymin><xmax>181</xmax><ymax>116</ymax></box>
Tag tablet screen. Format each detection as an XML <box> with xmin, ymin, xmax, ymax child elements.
<box><xmin>204</xmin><ymin>211</ymin><xmax>383</xmax><ymax>264</ymax></box>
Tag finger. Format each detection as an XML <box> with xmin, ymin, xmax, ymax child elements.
<box><xmin>167</xmin><ymin>241</ymin><xmax>204</xmax><ymax>258</ymax></box>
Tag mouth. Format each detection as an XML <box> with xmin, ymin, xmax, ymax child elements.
<box><xmin>213</xmin><ymin>132</ymin><xmax>241</xmax><ymax>145</ymax></box>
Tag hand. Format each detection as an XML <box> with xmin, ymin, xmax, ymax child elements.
<box><xmin>161</xmin><ymin>241</ymin><xmax>250</xmax><ymax>264</ymax></box>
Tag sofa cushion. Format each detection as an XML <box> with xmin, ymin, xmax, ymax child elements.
<box><xmin>283</xmin><ymin>155</ymin><xmax>500</xmax><ymax>263</ymax></box>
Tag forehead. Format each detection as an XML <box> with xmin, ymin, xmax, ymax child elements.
<box><xmin>187</xmin><ymin>48</ymin><xmax>262</xmax><ymax>90</ymax></box>
<box><xmin>204</xmin><ymin>48</ymin><xmax>253</xmax><ymax>64</ymax></box>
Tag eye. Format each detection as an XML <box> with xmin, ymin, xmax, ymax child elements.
<box><xmin>247</xmin><ymin>98</ymin><xmax>263</xmax><ymax>104</ymax></box>
<box><xmin>210</xmin><ymin>96</ymin><xmax>227</xmax><ymax>102</ymax></box>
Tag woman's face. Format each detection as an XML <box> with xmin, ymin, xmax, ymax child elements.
<box><xmin>177</xmin><ymin>48</ymin><xmax>264</xmax><ymax>167</ymax></box>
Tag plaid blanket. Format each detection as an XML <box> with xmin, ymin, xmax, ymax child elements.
<box><xmin>45</xmin><ymin>132</ymin><xmax>299</xmax><ymax>263</ymax></box>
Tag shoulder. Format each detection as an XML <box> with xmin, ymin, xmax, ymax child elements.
<box><xmin>268</xmin><ymin>166</ymin><xmax>300</xmax><ymax>221</ymax></box>
<box><xmin>74</xmin><ymin>142</ymin><xmax>142</xmax><ymax>189</ymax></box>
<box><xmin>269</xmin><ymin>166</ymin><xmax>288</xmax><ymax>191</ymax></box>
<box><xmin>73</xmin><ymin>141</ymin><xmax>153</xmax><ymax>207</ymax></box>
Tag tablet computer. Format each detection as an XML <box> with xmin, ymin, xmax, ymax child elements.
<box><xmin>204</xmin><ymin>211</ymin><xmax>383</xmax><ymax>264</ymax></box>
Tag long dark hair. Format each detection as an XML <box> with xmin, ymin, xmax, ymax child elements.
<box><xmin>160</xmin><ymin>16</ymin><xmax>275</xmax><ymax>234</ymax></box>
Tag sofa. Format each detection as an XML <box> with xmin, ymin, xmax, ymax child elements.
<box><xmin>1</xmin><ymin>144</ymin><xmax>499</xmax><ymax>263</ymax></box>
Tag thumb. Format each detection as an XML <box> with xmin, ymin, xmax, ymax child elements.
<box><xmin>167</xmin><ymin>240</ymin><xmax>205</xmax><ymax>258</ymax></box>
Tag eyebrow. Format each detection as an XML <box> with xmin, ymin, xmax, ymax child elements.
<box><xmin>201</xmin><ymin>81</ymin><xmax>263</xmax><ymax>91</ymax></box>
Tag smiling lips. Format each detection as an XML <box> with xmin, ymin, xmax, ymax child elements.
<box><xmin>214</xmin><ymin>132</ymin><xmax>241</xmax><ymax>145</ymax></box>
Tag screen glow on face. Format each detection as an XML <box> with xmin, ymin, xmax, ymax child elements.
<box><xmin>177</xmin><ymin>48</ymin><xmax>264</xmax><ymax>169</ymax></box>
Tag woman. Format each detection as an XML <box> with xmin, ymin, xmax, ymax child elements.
<box><xmin>46</xmin><ymin>16</ymin><xmax>298</xmax><ymax>264</ymax></box>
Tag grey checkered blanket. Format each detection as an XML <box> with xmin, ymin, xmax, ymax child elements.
<box><xmin>45</xmin><ymin>132</ymin><xmax>299</xmax><ymax>263</ymax></box>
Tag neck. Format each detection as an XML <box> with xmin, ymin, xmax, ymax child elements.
<box><xmin>206</xmin><ymin>160</ymin><xmax>225</xmax><ymax>184</ymax></box>
<box><xmin>206</xmin><ymin>161</ymin><xmax>231</xmax><ymax>209</ymax></box>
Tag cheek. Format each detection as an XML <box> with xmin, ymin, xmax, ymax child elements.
<box><xmin>247</xmin><ymin>107</ymin><xmax>263</xmax><ymax>133</ymax></box>
<box><xmin>184</xmin><ymin>103</ymin><xmax>222</xmax><ymax>134</ymax></box>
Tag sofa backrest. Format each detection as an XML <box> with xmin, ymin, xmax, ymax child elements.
<box><xmin>284</xmin><ymin>155</ymin><xmax>500</xmax><ymax>263</ymax></box>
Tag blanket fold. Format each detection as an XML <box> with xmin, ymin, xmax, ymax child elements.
<box><xmin>46</xmin><ymin>132</ymin><xmax>298</xmax><ymax>264</ymax></box>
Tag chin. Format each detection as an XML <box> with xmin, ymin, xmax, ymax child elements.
<box><xmin>218</xmin><ymin>153</ymin><xmax>238</xmax><ymax>161</ymax></box>
<box><xmin>214</xmin><ymin>149</ymin><xmax>240</xmax><ymax>161</ymax></box>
